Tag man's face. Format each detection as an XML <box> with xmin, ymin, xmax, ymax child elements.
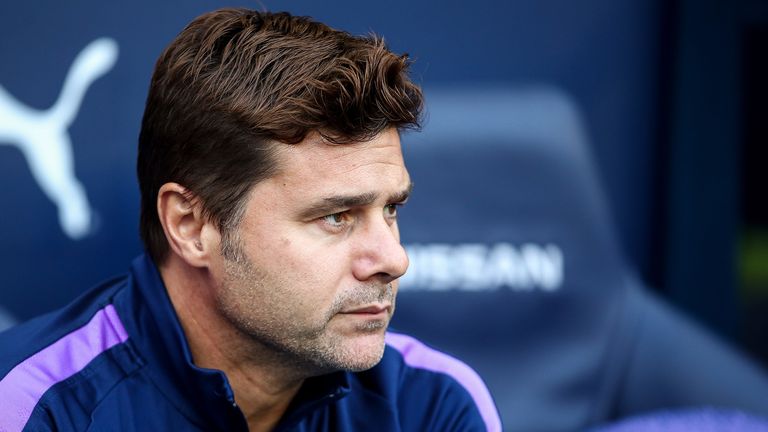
<box><xmin>213</xmin><ymin>128</ymin><xmax>410</xmax><ymax>374</ymax></box>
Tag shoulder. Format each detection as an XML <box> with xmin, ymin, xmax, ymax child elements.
<box><xmin>356</xmin><ymin>331</ymin><xmax>502</xmax><ymax>432</ymax></box>
<box><xmin>0</xmin><ymin>276</ymin><xmax>135</xmax><ymax>431</ymax></box>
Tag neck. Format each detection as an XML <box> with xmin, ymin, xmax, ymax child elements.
<box><xmin>160</xmin><ymin>256</ymin><xmax>304</xmax><ymax>432</ymax></box>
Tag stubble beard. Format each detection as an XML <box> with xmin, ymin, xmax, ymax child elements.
<box><xmin>217</xmin><ymin>240</ymin><xmax>395</xmax><ymax>376</ymax></box>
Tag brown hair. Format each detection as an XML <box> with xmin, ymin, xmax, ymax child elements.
<box><xmin>138</xmin><ymin>8</ymin><xmax>423</xmax><ymax>264</ymax></box>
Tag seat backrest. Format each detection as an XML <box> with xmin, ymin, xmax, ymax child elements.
<box><xmin>393</xmin><ymin>86</ymin><xmax>768</xmax><ymax>431</ymax></box>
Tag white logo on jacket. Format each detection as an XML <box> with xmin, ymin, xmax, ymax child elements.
<box><xmin>0</xmin><ymin>38</ymin><xmax>118</xmax><ymax>239</ymax></box>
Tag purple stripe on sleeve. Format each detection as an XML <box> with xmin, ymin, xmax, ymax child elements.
<box><xmin>385</xmin><ymin>331</ymin><xmax>502</xmax><ymax>432</ymax></box>
<box><xmin>0</xmin><ymin>304</ymin><xmax>129</xmax><ymax>431</ymax></box>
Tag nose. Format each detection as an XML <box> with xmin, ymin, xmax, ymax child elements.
<box><xmin>351</xmin><ymin>217</ymin><xmax>409</xmax><ymax>283</ymax></box>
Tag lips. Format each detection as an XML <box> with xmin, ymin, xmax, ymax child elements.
<box><xmin>341</xmin><ymin>304</ymin><xmax>390</xmax><ymax>314</ymax></box>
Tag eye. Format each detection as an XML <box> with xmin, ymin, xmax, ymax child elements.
<box><xmin>384</xmin><ymin>203</ymin><xmax>400</xmax><ymax>220</ymax></box>
<box><xmin>321</xmin><ymin>211</ymin><xmax>350</xmax><ymax>230</ymax></box>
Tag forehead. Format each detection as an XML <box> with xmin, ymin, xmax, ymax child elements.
<box><xmin>268</xmin><ymin>128</ymin><xmax>409</xmax><ymax>193</ymax></box>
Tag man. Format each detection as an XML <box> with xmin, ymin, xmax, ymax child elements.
<box><xmin>0</xmin><ymin>8</ymin><xmax>501</xmax><ymax>432</ymax></box>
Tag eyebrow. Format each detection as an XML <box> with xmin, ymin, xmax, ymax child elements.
<box><xmin>299</xmin><ymin>182</ymin><xmax>413</xmax><ymax>219</ymax></box>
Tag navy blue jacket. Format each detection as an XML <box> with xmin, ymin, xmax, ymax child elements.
<box><xmin>0</xmin><ymin>255</ymin><xmax>501</xmax><ymax>431</ymax></box>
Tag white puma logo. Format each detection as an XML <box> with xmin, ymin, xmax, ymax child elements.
<box><xmin>0</xmin><ymin>38</ymin><xmax>118</xmax><ymax>239</ymax></box>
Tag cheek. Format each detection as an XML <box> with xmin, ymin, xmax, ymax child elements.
<box><xmin>260</xmin><ymin>237</ymin><xmax>350</xmax><ymax>304</ymax></box>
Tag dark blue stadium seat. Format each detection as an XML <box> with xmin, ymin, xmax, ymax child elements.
<box><xmin>391</xmin><ymin>86</ymin><xmax>768</xmax><ymax>431</ymax></box>
<box><xmin>591</xmin><ymin>408</ymin><xmax>768</xmax><ymax>432</ymax></box>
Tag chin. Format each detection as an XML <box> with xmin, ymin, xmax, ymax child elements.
<box><xmin>331</xmin><ymin>330</ymin><xmax>388</xmax><ymax>372</ymax></box>
<box><xmin>342</xmin><ymin>350</ymin><xmax>385</xmax><ymax>372</ymax></box>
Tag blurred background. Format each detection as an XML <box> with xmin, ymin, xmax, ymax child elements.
<box><xmin>0</xmin><ymin>0</ymin><xmax>766</xmax><ymax>429</ymax></box>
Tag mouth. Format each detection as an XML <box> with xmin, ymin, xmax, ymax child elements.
<box><xmin>339</xmin><ymin>304</ymin><xmax>391</xmax><ymax>316</ymax></box>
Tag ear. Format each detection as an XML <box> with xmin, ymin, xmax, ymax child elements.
<box><xmin>157</xmin><ymin>182</ymin><xmax>218</xmax><ymax>268</ymax></box>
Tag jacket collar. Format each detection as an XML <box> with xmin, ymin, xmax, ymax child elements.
<box><xmin>117</xmin><ymin>254</ymin><xmax>350</xmax><ymax>431</ymax></box>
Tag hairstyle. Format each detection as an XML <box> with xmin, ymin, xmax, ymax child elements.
<box><xmin>138</xmin><ymin>8</ymin><xmax>423</xmax><ymax>264</ymax></box>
